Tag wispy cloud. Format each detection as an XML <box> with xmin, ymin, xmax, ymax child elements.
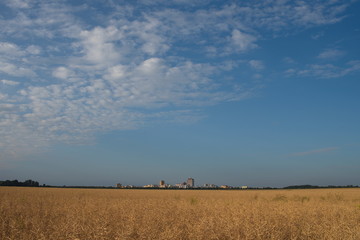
<box><xmin>289</xmin><ymin>147</ymin><xmax>339</xmax><ymax>157</ymax></box>
<box><xmin>285</xmin><ymin>61</ymin><xmax>360</xmax><ymax>79</ymax></box>
<box><xmin>312</xmin><ymin>31</ymin><xmax>325</xmax><ymax>40</ymax></box>
<box><xmin>1</xmin><ymin>79</ymin><xmax>20</xmax><ymax>86</ymax></box>
<box><xmin>249</xmin><ymin>60</ymin><xmax>264</xmax><ymax>70</ymax></box>
<box><xmin>317</xmin><ymin>49</ymin><xmax>345</xmax><ymax>60</ymax></box>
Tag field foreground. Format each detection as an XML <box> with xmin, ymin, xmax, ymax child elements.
<box><xmin>1</xmin><ymin>187</ymin><xmax>360</xmax><ymax>240</ymax></box>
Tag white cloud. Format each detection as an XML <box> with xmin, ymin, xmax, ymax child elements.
<box><xmin>312</xmin><ymin>31</ymin><xmax>325</xmax><ymax>40</ymax></box>
<box><xmin>137</xmin><ymin>58</ymin><xmax>164</xmax><ymax>75</ymax></box>
<box><xmin>317</xmin><ymin>49</ymin><xmax>345</xmax><ymax>60</ymax></box>
<box><xmin>134</xmin><ymin>17</ymin><xmax>170</xmax><ymax>55</ymax></box>
<box><xmin>26</xmin><ymin>45</ymin><xmax>41</xmax><ymax>55</ymax></box>
<box><xmin>103</xmin><ymin>65</ymin><xmax>128</xmax><ymax>81</ymax></box>
<box><xmin>1</xmin><ymin>79</ymin><xmax>20</xmax><ymax>86</ymax></box>
<box><xmin>78</xmin><ymin>26</ymin><xmax>121</xmax><ymax>66</ymax></box>
<box><xmin>249</xmin><ymin>60</ymin><xmax>264</xmax><ymax>70</ymax></box>
<box><xmin>4</xmin><ymin>0</ymin><xmax>32</xmax><ymax>9</ymax></box>
<box><xmin>0</xmin><ymin>42</ymin><xmax>23</xmax><ymax>56</ymax></box>
<box><xmin>0</xmin><ymin>61</ymin><xmax>36</xmax><ymax>77</ymax></box>
<box><xmin>287</xmin><ymin>60</ymin><xmax>360</xmax><ymax>79</ymax></box>
<box><xmin>283</xmin><ymin>57</ymin><xmax>296</xmax><ymax>64</ymax></box>
<box><xmin>0</xmin><ymin>93</ymin><xmax>7</xmax><ymax>100</ymax></box>
<box><xmin>254</xmin><ymin>1</ymin><xmax>349</xmax><ymax>30</ymax></box>
<box><xmin>343</xmin><ymin>60</ymin><xmax>360</xmax><ymax>75</ymax></box>
<box><xmin>52</xmin><ymin>67</ymin><xmax>73</xmax><ymax>80</ymax></box>
<box><xmin>0</xmin><ymin>55</ymin><xmax>247</xmax><ymax>160</ymax></box>
<box><xmin>231</xmin><ymin>29</ymin><xmax>257</xmax><ymax>52</ymax></box>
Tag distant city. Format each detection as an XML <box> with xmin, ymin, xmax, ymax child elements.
<box><xmin>114</xmin><ymin>178</ymin><xmax>359</xmax><ymax>190</ymax></box>
<box><xmin>116</xmin><ymin>177</ymin><xmax>248</xmax><ymax>189</ymax></box>
<box><xmin>1</xmin><ymin>179</ymin><xmax>358</xmax><ymax>190</ymax></box>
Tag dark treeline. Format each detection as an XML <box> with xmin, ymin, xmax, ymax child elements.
<box><xmin>283</xmin><ymin>184</ymin><xmax>358</xmax><ymax>189</ymax></box>
<box><xmin>284</xmin><ymin>185</ymin><xmax>320</xmax><ymax>189</ymax></box>
<box><xmin>0</xmin><ymin>179</ymin><xmax>39</xmax><ymax>187</ymax></box>
<box><xmin>58</xmin><ymin>186</ymin><xmax>115</xmax><ymax>189</ymax></box>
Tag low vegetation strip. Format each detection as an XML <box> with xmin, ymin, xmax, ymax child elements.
<box><xmin>0</xmin><ymin>187</ymin><xmax>359</xmax><ymax>239</ymax></box>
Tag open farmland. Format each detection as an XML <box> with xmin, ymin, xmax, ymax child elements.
<box><xmin>1</xmin><ymin>187</ymin><xmax>359</xmax><ymax>240</ymax></box>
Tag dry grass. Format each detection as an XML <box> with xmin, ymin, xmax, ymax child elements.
<box><xmin>1</xmin><ymin>187</ymin><xmax>360</xmax><ymax>240</ymax></box>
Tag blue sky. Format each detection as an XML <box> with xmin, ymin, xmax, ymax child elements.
<box><xmin>0</xmin><ymin>0</ymin><xmax>359</xmax><ymax>187</ymax></box>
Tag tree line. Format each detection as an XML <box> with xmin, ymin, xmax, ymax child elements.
<box><xmin>0</xmin><ymin>179</ymin><xmax>39</xmax><ymax>187</ymax></box>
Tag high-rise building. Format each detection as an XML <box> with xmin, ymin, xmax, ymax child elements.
<box><xmin>187</xmin><ymin>178</ymin><xmax>194</xmax><ymax>187</ymax></box>
<box><xmin>159</xmin><ymin>180</ymin><xmax>165</xmax><ymax>187</ymax></box>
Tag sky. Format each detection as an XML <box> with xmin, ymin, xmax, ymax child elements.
<box><xmin>0</xmin><ymin>0</ymin><xmax>359</xmax><ymax>187</ymax></box>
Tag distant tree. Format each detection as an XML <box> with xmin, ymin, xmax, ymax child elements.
<box><xmin>24</xmin><ymin>179</ymin><xmax>39</xmax><ymax>187</ymax></box>
<box><xmin>0</xmin><ymin>179</ymin><xmax>39</xmax><ymax>187</ymax></box>
<box><xmin>284</xmin><ymin>185</ymin><xmax>319</xmax><ymax>189</ymax></box>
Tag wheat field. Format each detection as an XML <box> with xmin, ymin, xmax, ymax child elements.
<box><xmin>0</xmin><ymin>187</ymin><xmax>359</xmax><ymax>240</ymax></box>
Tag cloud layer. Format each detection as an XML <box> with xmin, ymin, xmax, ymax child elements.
<box><xmin>0</xmin><ymin>0</ymin><xmax>355</xmax><ymax>160</ymax></box>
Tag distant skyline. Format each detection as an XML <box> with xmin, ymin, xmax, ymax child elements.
<box><xmin>1</xmin><ymin>0</ymin><xmax>360</xmax><ymax>187</ymax></box>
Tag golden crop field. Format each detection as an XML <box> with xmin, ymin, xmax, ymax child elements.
<box><xmin>1</xmin><ymin>187</ymin><xmax>360</xmax><ymax>240</ymax></box>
